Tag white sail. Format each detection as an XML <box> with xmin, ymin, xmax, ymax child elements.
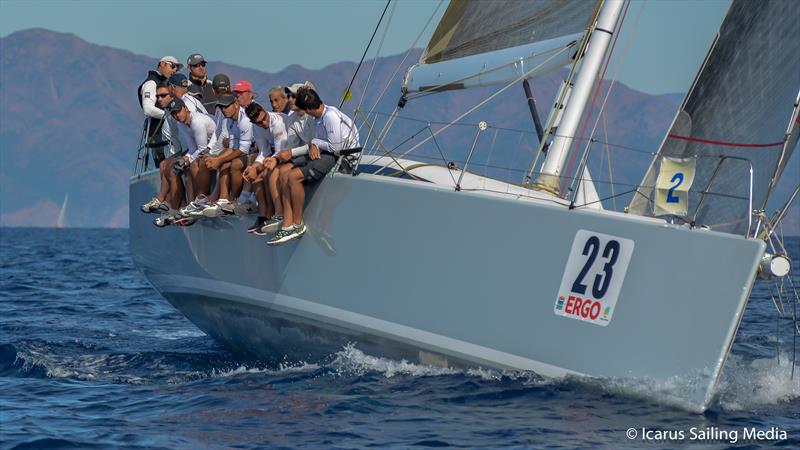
<box><xmin>402</xmin><ymin>0</ymin><xmax>598</xmax><ymax>93</ymax></box>
<box><xmin>56</xmin><ymin>194</ymin><xmax>68</xmax><ymax>228</ymax></box>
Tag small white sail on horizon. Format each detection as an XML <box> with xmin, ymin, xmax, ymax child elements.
<box><xmin>55</xmin><ymin>194</ymin><xmax>68</xmax><ymax>228</ymax></box>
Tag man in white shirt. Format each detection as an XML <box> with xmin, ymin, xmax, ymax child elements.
<box><xmin>141</xmin><ymin>84</ymin><xmax>178</xmax><ymax>214</ymax></box>
<box><xmin>242</xmin><ymin>102</ymin><xmax>289</xmax><ymax>234</ymax></box>
<box><xmin>269</xmin><ymin>87</ymin><xmax>359</xmax><ymax>245</ymax></box>
<box><xmin>138</xmin><ymin>56</ymin><xmax>180</xmax><ymax>168</ymax></box>
<box><xmin>168</xmin><ymin>74</ymin><xmax>207</xmax><ymax>115</ymax></box>
<box><xmin>203</xmin><ymin>94</ymin><xmax>253</xmax><ymax>213</ymax></box>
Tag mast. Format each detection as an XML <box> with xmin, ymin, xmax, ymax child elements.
<box><xmin>533</xmin><ymin>0</ymin><xmax>625</xmax><ymax>194</ymax></box>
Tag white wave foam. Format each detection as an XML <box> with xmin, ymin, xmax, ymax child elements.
<box><xmin>715</xmin><ymin>354</ymin><xmax>800</xmax><ymax>411</ymax></box>
<box><xmin>328</xmin><ymin>344</ymin><xmax>548</xmax><ymax>386</ymax></box>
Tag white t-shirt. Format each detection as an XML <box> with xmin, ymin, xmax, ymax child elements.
<box><xmin>253</xmin><ymin>112</ymin><xmax>289</xmax><ymax>164</ymax></box>
<box><xmin>178</xmin><ymin>111</ymin><xmax>217</xmax><ymax>162</ymax></box>
<box><xmin>311</xmin><ymin>105</ymin><xmax>359</xmax><ymax>156</ymax></box>
<box><xmin>209</xmin><ymin>108</ymin><xmax>252</xmax><ymax>155</ymax></box>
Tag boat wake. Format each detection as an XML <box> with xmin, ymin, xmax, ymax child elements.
<box><xmin>4</xmin><ymin>337</ymin><xmax>797</xmax><ymax>413</ymax></box>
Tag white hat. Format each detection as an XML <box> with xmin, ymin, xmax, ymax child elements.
<box><xmin>159</xmin><ymin>55</ymin><xmax>183</xmax><ymax>71</ymax></box>
<box><xmin>285</xmin><ymin>81</ymin><xmax>316</xmax><ymax>95</ymax></box>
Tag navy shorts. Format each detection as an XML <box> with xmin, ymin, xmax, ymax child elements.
<box><xmin>294</xmin><ymin>153</ymin><xmax>336</xmax><ymax>182</ymax></box>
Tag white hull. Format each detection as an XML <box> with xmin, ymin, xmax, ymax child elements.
<box><xmin>130</xmin><ymin>166</ymin><xmax>764</xmax><ymax>412</ymax></box>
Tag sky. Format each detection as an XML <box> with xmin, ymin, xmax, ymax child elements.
<box><xmin>0</xmin><ymin>0</ymin><xmax>731</xmax><ymax>95</ymax></box>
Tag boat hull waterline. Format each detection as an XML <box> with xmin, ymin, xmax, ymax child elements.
<box><xmin>130</xmin><ymin>169</ymin><xmax>764</xmax><ymax>412</ymax></box>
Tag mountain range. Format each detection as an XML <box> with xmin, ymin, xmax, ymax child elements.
<box><xmin>1</xmin><ymin>28</ymin><xmax>796</xmax><ymax>233</ymax></box>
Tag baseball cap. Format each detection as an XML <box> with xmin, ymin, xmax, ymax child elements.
<box><xmin>166</xmin><ymin>98</ymin><xmax>186</xmax><ymax>113</ymax></box>
<box><xmin>212</xmin><ymin>74</ymin><xmax>231</xmax><ymax>92</ymax></box>
<box><xmin>159</xmin><ymin>56</ymin><xmax>183</xmax><ymax>70</ymax></box>
<box><xmin>285</xmin><ymin>81</ymin><xmax>316</xmax><ymax>95</ymax></box>
<box><xmin>168</xmin><ymin>73</ymin><xmax>189</xmax><ymax>87</ymax></box>
<box><xmin>216</xmin><ymin>94</ymin><xmax>237</xmax><ymax>108</ymax></box>
<box><xmin>187</xmin><ymin>53</ymin><xmax>206</xmax><ymax>66</ymax></box>
<box><xmin>233</xmin><ymin>80</ymin><xmax>253</xmax><ymax>93</ymax></box>
<box><xmin>245</xmin><ymin>102</ymin><xmax>265</xmax><ymax>122</ymax></box>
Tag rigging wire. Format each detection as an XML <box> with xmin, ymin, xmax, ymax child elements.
<box><xmin>380</xmin><ymin>45</ymin><xmax>575</xmax><ymax>169</ymax></box>
<box><xmin>354</xmin><ymin>0</ymin><xmax>397</xmax><ymax>115</ymax></box>
<box><xmin>339</xmin><ymin>0</ymin><xmax>392</xmax><ymax>109</ymax></box>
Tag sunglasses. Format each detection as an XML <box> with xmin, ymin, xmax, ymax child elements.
<box><xmin>156</xmin><ymin>93</ymin><xmax>170</xmax><ymax>98</ymax></box>
<box><xmin>287</xmin><ymin>93</ymin><xmax>296</xmax><ymax>99</ymax></box>
<box><xmin>190</xmin><ymin>61</ymin><xmax>207</xmax><ymax>68</ymax></box>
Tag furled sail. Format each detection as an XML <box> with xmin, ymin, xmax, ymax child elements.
<box><xmin>628</xmin><ymin>0</ymin><xmax>800</xmax><ymax>236</ymax></box>
<box><xmin>403</xmin><ymin>0</ymin><xmax>598</xmax><ymax>93</ymax></box>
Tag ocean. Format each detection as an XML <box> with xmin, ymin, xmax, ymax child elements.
<box><xmin>1</xmin><ymin>228</ymin><xmax>798</xmax><ymax>449</ymax></box>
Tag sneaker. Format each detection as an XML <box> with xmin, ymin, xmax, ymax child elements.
<box><xmin>153</xmin><ymin>212</ymin><xmax>174</xmax><ymax>227</ymax></box>
<box><xmin>142</xmin><ymin>197</ymin><xmax>164</xmax><ymax>213</ymax></box>
<box><xmin>247</xmin><ymin>216</ymin><xmax>269</xmax><ymax>235</ymax></box>
<box><xmin>266</xmin><ymin>223</ymin><xmax>306</xmax><ymax>246</ymax></box>
<box><xmin>260</xmin><ymin>215</ymin><xmax>284</xmax><ymax>234</ymax></box>
<box><xmin>218</xmin><ymin>200</ymin><xmax>236</xmax><ymax>215</ymax></box>
<box><xmin>181</xmin><ymin>196</ymin><xmax>212</xmax><ymax>217</ymax></box>
<box><xmin>267</xmin><ymin>227</ymin><xmax>297</xmax><ymax>246</ymax></box>
<box><xmin>200</xmin><ymin>203</ymin><xmax>222</xmax><ymax>218</ymax></box>
<box><xmin>293</xmin><ymin>223</ymin><xmax>307</xmax><ymax>237</ymax></box>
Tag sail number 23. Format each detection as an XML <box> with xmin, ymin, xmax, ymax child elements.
<box><xmin>554</xmin><ymin>230</ymin><xmax>635</xmax><ymax>326</ymax></box>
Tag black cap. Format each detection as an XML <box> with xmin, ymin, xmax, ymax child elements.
<box><xmin>212</xmin><ymin>74</ymin><xmax>231</xmax><ymax>91</ymax></box>
<box><xmin>245</xmin><ymin>102</ymin><xmax>265</xmax><ymax>121</ymax></box>
<box><xmin>168</xmin><ymin>73</ymin><xmax>189</xmax><ymax>87</ymax></box>
<box><xmin>216</xmin><ymin>94</ymin><xmax>237</xmax><ymax>108</ymax></box>
<box><xmin>166</xmin><ymin>98</ymin><xmax>185</xmax><ymax>113</ymax></box>
<box><xmin>187</xmin><ymin>53</ymin><xmax>206</xmax><ymax>66</ymax></box>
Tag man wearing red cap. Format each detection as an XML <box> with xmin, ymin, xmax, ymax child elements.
<box><xmin>233</xmin><ymin>80</ymin><xmax>255</xmax><ymax>107</ymax></box>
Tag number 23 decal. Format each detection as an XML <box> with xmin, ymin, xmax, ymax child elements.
<box><xmin>555</xmin><ymin>230</ymin><xmax>634</xmax><ymax>326</ymax></box>
<box><xmin>570</xmin><ymin>236</ymin><xmax>620</xmax><ymax>299</ymax></box>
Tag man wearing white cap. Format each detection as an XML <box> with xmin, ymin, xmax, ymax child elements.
<box><xmin>138</xmin><ymin>56</ymin><xmax>181</xmax><ymax>167</ymax></box>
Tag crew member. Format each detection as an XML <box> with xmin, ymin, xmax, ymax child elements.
<box><xmin>187</xmin><ymin>53</ymin><xmax>217</xmax><ymax>113</ymax></box>
<box><xmin>269</xmin><ymin>87</ymin><xmax>359</xmax><ymax>245</ymax></box>
<box><xmin>138</xmin><ymin>56</ymin><xmax>181</xmax><ymax>167</ymax></box>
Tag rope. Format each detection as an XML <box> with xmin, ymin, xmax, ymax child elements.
<box><xmin>340</xmin><ymin>0</ymin><xmax>392</xmax><ymax>109</ymax></box>
<box><xmin>667</xmin><ymin>134</ymin><xmax>785</xmax><ymax>148</ymax></box>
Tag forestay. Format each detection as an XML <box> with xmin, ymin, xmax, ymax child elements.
<box><xmin>628</xmin><ymin>0</ymin><xmax>800</xmax><ymax>235</ymax></box>
<box><xmin>403</xmin><ymin>0</ymin><xmax>598</xmax><ymax>93</ymax></box>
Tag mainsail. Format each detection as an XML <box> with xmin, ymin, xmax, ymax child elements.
<box><xmin>628</xmin><ymin>0</ymin><xmax>800</xmax><ymax>235</ymax></box>
<box><xmin>403</xmin><ymin>0</ymin><xmax>598</xmax><ymax>93</ymax></box>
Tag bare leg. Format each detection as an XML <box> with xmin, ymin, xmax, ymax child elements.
<box><xmin>191</xmin><ymin>160</ymin><xmax>211</xmax><ymax>199</ymax></box>
<box><xmin>158</xmin><ymin>159</ymin><xmax>170</xmax><ymax>202</ymax></box>
<box><xmin>167</xmin><ymin>163</ymin><xmax>184</xmax><ymax>209</ymax></box>
<box><xmin>230</xmin><ymin>158</ymin><xmax>244</xmax><ymax>201</ymax></box>
<box><xmin>218</xmin><ymin>161</ymin><xmax>232</xmax><ymax>201</ymax></box>
<box><xmin>279</xmin><ymin>168</ymin><xmax>294</xmax><ymax>227</ymax></box>
<box><xmin>272</xmin><ymin>165</ymin><xmax>290</xmax><ymax>216</ymax></box>
<box><xmin>255</xmin><ymin>176</ymin><xmax>270</xmax><ymax>217</ymax></box>
<box><xmin>288</xmin><ymin>168</ymin><xmax>306</xmax><ymax>226</ymax></box>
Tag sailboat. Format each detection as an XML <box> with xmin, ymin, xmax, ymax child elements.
<box><xmin>54</xmin><ymin>194</ymin><xmax>68</xmax><ymax>228</ymax></box>
<box><xmin>129</xmin><ymin>0</ymin><xmax>799</xmax><ymax>412</ymax></box>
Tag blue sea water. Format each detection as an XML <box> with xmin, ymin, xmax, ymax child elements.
<box><xmin>1</xmin><ymin>228</ymin><xmax>798</xmax><ymax>449</ymax></box>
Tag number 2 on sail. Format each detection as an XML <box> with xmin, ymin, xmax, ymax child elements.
<box><xmin>554</xmin><ymin>230</ymin><xmax>634</xmax><ymax>326</ymax></box>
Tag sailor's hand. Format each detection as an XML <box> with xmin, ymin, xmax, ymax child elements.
<box><xmin>264</xmin><ymin>157</ymin><xmax>278</xmax><ymax>170</ymax></box>
<box><xmin>309</xmin><ymin>144</ymin><xmax>321</xmax><ymax>160</ymax></box>
<box><xmin>276</xmin><ymin>150</ymin><xmax>292</xmax><ymax>163</ymax></box>
<box><xmin>205</xmin><ymin>156</ymin><xmax>221</xmax><ymax>170</ymax></box>
<box><xmin>243</xmin><ymin>165</ymin><xmax>259</xmax><ymax>181</ymax></box>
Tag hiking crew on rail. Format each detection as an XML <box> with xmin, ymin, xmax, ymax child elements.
<box><xmin>138</xmin><ymin>54</ymin><xmax>360</xmax><ymax>245</ymax></box>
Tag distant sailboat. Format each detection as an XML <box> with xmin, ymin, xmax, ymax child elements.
<box><xmin>54</xmin><ymin>194</ymin><xmax>68</xmax><ymax>228</ymax></box>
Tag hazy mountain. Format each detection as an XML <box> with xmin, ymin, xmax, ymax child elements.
<box><xmin>1</xmin><ymin>28</ymin><xmax>796</xmax><ymax>233</ymax></box>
